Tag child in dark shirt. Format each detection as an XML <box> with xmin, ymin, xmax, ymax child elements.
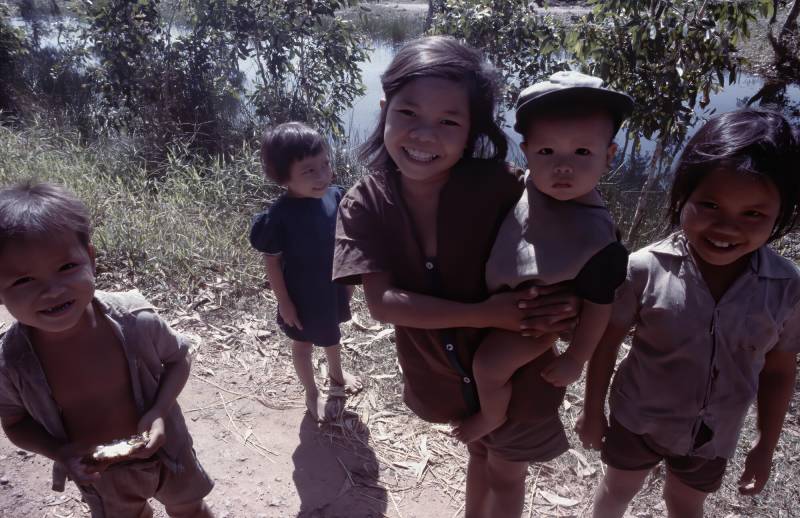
<box><xmin>250</xmin><ymin>122</ymin><xmax>360</xmax><ymax>421</ymax></box>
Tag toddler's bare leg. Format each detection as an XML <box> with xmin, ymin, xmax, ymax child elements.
<box><xmin>292</xmin><ymin>340</ymin><xmax>327</xmax><ymax>421</ymax></box>
<box><xmin>325</xmin><ymin>344</ymin><xmax>362</xmax><ymax>394</ymax></box>
<box><xmin>453</xmin><ymin>330</ymin><xmax>554</xmax><ymax>443</ymax></box>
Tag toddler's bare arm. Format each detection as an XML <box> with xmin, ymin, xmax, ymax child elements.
<box><xmin>1</xmin><ymin>413</ymin><xmax>62</xmax><ymax>460</ymax></box>
<box><xmin>565</xmin><ymin>301</ymin><xmax>612</xmax><ymax>364</ymax></box>
<box><xmin>541</xmin><ymin>301</ymin><xmax>611</xmax><ymax>386</ymax></box>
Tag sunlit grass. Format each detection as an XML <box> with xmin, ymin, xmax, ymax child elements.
<box><xmin>344</xmin><ymin>4</ymin><xmax>426</xmax><ymax>45</ymax></box>
<box><xmin>0</xmin><ymin>124</ymin><xmax>367</xmax><ymax>308</ymax></box>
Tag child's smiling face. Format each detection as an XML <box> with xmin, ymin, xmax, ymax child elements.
<box><xmin>0</xmin><ymin>234</ymin><xmax>96</xmax><ymax>335</ymax></box>
<box><xmin>284</xmin><ymin>150</ymin><xmax>333</xmax><ymax>199</ymax></box>
<box><xmin>680</xmin><ymin>168</ymin><xmax>780</xmax><ymax>268</ymax></box>
<box><xmin>382</xmin><ymin>77</ymin><xmax>470</xmax><ymax>185</ymax></box>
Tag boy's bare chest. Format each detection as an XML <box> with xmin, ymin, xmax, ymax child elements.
<box><xmin>34</xmin><ymin>320</ymin><xmax>140</xmax><ymax>443</ymax></box>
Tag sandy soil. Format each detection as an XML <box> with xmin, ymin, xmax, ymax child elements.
<box><xmin>0</xmin><ymin>306</ymin><xmax>457</xmax><ymax>518</ymax></box>
<box><xmin>3</xmin><ymin>295</ymin><xmax>800</xmax><ymax>518</ymax></box>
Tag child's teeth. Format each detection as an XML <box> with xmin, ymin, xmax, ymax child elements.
<box><xmin>43</xmin><ymin>301</ymin><xmax>71</xmax><ymax>314</ymax></box>
<box><xmin>405</xmin><ymin>148</ymin><xmax>436</xmax><ymax>162</ymax></box>
<box><xmin>709</xmin><ymin>239</ymin><xmax>733</xmax><ymax>248</ymax></box>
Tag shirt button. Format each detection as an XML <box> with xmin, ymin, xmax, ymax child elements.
<box><xmin>463</xmin><ymin>376</ymin><xmax>472</xmax><ymax>384</ymax></box>
<box><xmin>425</xmin><ymin>261</ymin><xmax>434</xmax><ymax>270</ymax></box>
<box><xmin>445</xmin><ymin>343</ymin><xmax>454</xmax><ymax>351</ymax></box>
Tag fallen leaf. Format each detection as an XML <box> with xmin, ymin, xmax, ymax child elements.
<box><xmin>370</xmin><ymin>328</ymin><xmax>393</xmax><ymax>342</ymax></box>
<box><xmin>352</xmin><ymin>314</ymin><xmax>381</xmax><ymax>331</ymax></box>
<box><xmin>540</xmin><ymin>489</ymin><xmax>579</xmax><ymax>507</ymax></box>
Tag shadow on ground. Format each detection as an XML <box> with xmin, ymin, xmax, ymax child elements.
<box><xmin>292</xmin><ymin>406</ymin><xmax>388</xmax><ymax>518</ymax></box>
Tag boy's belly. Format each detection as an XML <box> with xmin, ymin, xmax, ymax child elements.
<box><xmin>58</xmin><ymin>380</ymin><xmax>141</xmax><ymax>448</ymax></box>
<box><xmin>34</xmin><ymin>320</ymin><xmax>141</xmax><ymax>447</ymax></box>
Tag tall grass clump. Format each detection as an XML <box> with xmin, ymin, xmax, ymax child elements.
<box><xmin>0</xmin><ymin>125</ymin><xmax>266</xmax><ymax>307</ymax></box>
<box><xmin>0</xmin><ymin>123</ymin><xmax>371</xmax><ymax>309</ymax></box>
<box><xmin>344</xmin><ymin>5</ymin><xmax>425</xmax><ymax>45</ymax></box>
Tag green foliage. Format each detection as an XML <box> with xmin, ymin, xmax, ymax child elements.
<box><xmin>432</xmin><ymin>0</ymin><xmax>567</xmax><ymax>107</ymax></box>
<box><xmin>223</xmin><ymin>0</ymin><xmax>368</xmax><ymax>138</ymax></box>
<box><xmin>5</xmin><ymin>0</ymin><xmax>367</xmax><ymax>153</ymax></box>
<box><xmin>80</xmin><ymin>0</ymin><xmax>247</xmax><ymax>154</ymax></box>
<box><xmin>0</xmin><ymin>122</ymin><xmax>270</xmax><ymax>303</ymax></box>
<box><xmin>344</xmin><ymin>4</ymin><xmax>425</xmax><ymax>45</ymax></box>
<box><xmin>0</xmin><ymin>3</ymin><xmax>30</xmax><ymax>113</ymax></box>
<box><xmin>432</xmin><ymin>0</ymin><xmax>771</xmax><ymax>147</ymax></box>
<box><xmin>576</xmin><ymin>0</ymin><xmax>770</xmax><ymax>145</ymax></box>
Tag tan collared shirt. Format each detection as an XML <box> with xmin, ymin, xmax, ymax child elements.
<box><xmin>0</xmin><ymin>290</ymin><xmax>193</xmax><ymax>490</ymax></box>
<box><xmin>486</xmin><ymin>174</ymin><xmax>620</xmax><ymax>293</ymax></box>
<box><xmin>610</xmin><ymin>233</ymin><xmax>800</xmax><ymax>459</ymax></box>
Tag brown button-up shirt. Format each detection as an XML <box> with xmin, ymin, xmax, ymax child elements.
<box><xmin>334</xmin><ymin>159</ymin><xmax>562</xmax><ymax>423</ymax></box>
<box><xmin>610</xmin><ymin>233</ymin><xmax>800</xmax><ymax>459</ymax></box>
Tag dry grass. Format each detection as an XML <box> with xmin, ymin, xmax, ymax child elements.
<box><xmin>130</xmin><ymin>278</ymin><xmax>800</xmax><ymax>517</ymax></box>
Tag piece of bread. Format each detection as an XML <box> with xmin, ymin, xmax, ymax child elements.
<box><xmin>87</xmin><ymin>431</ymin><xmax>150</xmax><ymax>463</ymax></box>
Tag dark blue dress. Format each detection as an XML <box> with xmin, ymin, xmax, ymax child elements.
<box><xmin>249</xmin><ymin>186</ymin><xmax>351</xmax><ymax>346</ymax></box>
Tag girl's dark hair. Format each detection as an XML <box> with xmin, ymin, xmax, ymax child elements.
<box><xmin>359</xmin><ymin>36</ymin><xmax>508</xmax><ymax>172</ymax></box>
<box><xmin>0</xmin><ymin>181</ymin><xmax>91</xmax><ymax>250</ymax></box>
<box><xmin>668</xmin><ymin>108</ymin><xmax>800</xmax><ymax>241</ymax></box>
<box><xmin>260</xmin><ymin>122</ymin><xmax>327</xmax><ymax>184</ymax></box>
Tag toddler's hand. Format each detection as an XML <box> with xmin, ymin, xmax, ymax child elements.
<box><xmin>131</xmin><ymin>410</ymin><xmax>166</xmax><ymax>459</ymax></box>
<box><xmin>738</xmin><ymin>443</ymin><xmax>774</xmax><ymax>495</ymax></box>
<box><xmin>575</xmin><ymin>410</ymin><xmax>607</xmax><ymax>450</ymax></box>
<box><xmin>279</xmin><ymin>301</ymin><xmax>303</xmax><ymax>330</ymax></box>
<box><xmin>541</xmin><ymin>353</ymin><xmax>582</xmax><ymax>387</ymax></box>
<box><xmin>56</xmin><ymin>443</ymin><xmax>103</xmax><ymax>485</ymax></box>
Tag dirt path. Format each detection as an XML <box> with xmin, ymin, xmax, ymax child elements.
<box><xmin>0</xmin><ymin>306</ymin><xmax>454</xmax><ymax>518</ymax></box>
<box><xmin>0</xmin><ymin>378</ymin><xmax>455</xmax><ymax>518</ymax></box>
<box><xmin>2</xmin><ymin>298</ymin><xmax>798</xmax><ymax>518</ymax></box>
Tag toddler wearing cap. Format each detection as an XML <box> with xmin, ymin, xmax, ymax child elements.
<box><xmin>454</xmin><ymin>71</ymin><xmax>633</xmax><ymax>444</ymax></box>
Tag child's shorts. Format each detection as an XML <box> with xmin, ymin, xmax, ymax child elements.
<box><xmin>602</xmin><ymin>416</ymin><xmax>728</xmax><ymax>493</ymax></box>
<box><xmin>78</xmin><ymin>446</ymin><xmax>214</xmax><ymax>518</ymax></box>
<box><xmin>468</xmin><ymin>413</ymin><xmax>568</xmax><ymax>463</ymax></box>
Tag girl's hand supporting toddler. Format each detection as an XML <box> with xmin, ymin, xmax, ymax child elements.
<box><xmin>484</xmin><ymin>283</ymin><xmax>579</xmax><ymax>337</ymax></box>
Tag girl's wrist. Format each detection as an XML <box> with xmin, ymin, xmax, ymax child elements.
<box><xmin>474</xmin><ymin>299</ymin><xmax>498</xmax><ymax>328</ymax></box>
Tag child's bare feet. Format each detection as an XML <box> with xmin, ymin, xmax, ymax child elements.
<box><xmin>305</xmin><ymin>392</ymin><xmax>329</xmax><ymax>422</ymax></box>
<box><xmin>329</xmin><ymin>369</ymin><xmax>363</xmax><ymax>395</ymax></box>
<box><xmin>452</xmin><ymin>412</ymin><xmax>506</xmax><ymax>444</ymax></box>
